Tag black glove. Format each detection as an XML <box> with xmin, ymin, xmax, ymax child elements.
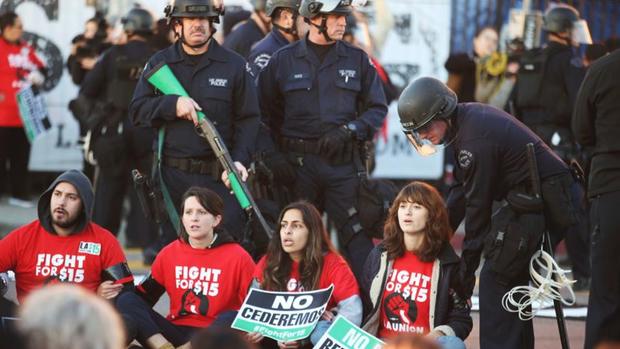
<box><xmin>318</xmin><ymin>125</ymin><xmax>353</xmax><ymax>163</ymax></box>
<box><xmin>263</xmin><ymin>151</ymin><xmax>297</xmax><ymax>185</ymax></box>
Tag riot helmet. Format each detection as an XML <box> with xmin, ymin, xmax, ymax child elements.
<box><xmin>266</xmin><ymin>0</ymin><xmax>302</xmax><ymax>38</ymax></box>
<box><xmin>398</xmin><ymin>77</ymin><xmax>458</xmax><ymax>156</ymax></box>
<box><xmin>164</xmin><ymin>0</ymin><xmax>224</xmax><ymax>24</ymax></box>
<box><xmin>543</xmin><ymin>4</ymin><xmax>591</xmax><ymax>45</ymax></box>
<box><xmin>165</xmin><ymin>0</ymin><xmax>224</xmax><ymax>48</ymax></box>
<box><xmin>251</xmin><ymin>0</ymin><xmax>268</xmax><ymax>11</ymax></box>
<box><xmin>300</xmin><ymin>0</ymin><xmax>365</xmax><ymax>42</ymax></box>
<box><xmin>122</xmin><ymin>7</ymin><xmax>154</xmax><ymax>35</ymax></box>
<box><xmin>299</xmin><ymin>0</ymin><xmax>353</xmax><ymax>18</ymax></box>
<box><xmin>266</xmin><ymin>0</ymin><xmax>301</xmax><ymax>17</ymax></box>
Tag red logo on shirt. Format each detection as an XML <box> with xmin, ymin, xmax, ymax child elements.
<box><xmin>179</xmin><ymin>289</ymin><xmax>209</xmax><ymax>316</ymax></box>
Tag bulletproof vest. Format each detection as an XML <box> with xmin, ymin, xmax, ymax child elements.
<box><xmin>515</xmin><ymin>48</ymin><xmax>548</xmax><ymax>109</ymax></box>
<box><xmin>105</xmin><ymin>45</ymin><xmax>150</xmax><ymax>111</ymax></box>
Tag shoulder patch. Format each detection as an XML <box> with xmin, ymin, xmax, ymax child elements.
<box><xmin>253</xmin><ymin>53</ymin><xmax>271</xmax><ymax>70</ymax></box>
<box><xmin>458</xmin><ymin>149</ymin><xmax>473</xmax><ymax>169</ymax></box>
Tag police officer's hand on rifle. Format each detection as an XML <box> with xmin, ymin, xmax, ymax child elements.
<box><xmin>176</xmin><ymin>96</ymin><xmax>202</xmax><ymax>126</ymax></box>
<box><xmin>318</xmin><ymin>124</ymin><xmax>353</xmax><ymax>162</ymax></box>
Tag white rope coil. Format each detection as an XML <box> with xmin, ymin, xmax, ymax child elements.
<box><xmin>501</xmin><ymin>249</ymin><xmax>576</xmax><ymax>321</ymax></box>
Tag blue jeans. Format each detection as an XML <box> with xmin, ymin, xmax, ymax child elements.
<box><xmin>310</xmin><ymin>320</ymin><xmax>332</xmax><ymax>345</ymax></box>
<box><xmin>436</xmin><ymin>335</ymin><xmax>466</xmax><ymax>349</ymax></box>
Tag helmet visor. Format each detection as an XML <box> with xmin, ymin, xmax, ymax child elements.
<box><xmin>403</xmin><ymin>129</ymin><xmax>439</xmax><ymax>157</ymax></box>
<box><xmin>572</xmin><ymin>19</ymin><xmax>592</xmax><ymax>45</ymax></box>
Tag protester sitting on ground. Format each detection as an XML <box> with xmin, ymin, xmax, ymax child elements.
<box><xmin>0</xmin><ymin>169</ymin><xmax>133</xmax><ymax>315</ymax></box>
<box><xmin>248</xmin><ymin>200</ymin><xmax>362</xmax><ymax>348</ymax></box>
<box><xmin>115</xmin><ymin>186</ymin><xmax>255</xmax><ymax>349</ymax></box>
<box><xmin>361</xmin><ymin>182</ymin><xmax>471</xmax><ymax>349</ymax></box>
<box><xmin>18</xmin><ymin>284</ymin><xmax>125</xmax><ymax>349</ymax></box>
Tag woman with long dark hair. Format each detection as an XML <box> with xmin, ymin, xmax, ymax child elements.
<box><xmin>116</xmin><ymin>187</ymin><xmax>255</xmax><ymax>349</ymax></box>
<box><xmin>361</xmin><ymin>182</ymin><xmax>471</xmax><ymax>349</ymax></box>
<box><xmin>249</xmin><ymin>201</ymin><xmax>362</xmax><ymax>348</ymax></box>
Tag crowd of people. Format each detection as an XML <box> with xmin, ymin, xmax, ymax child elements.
<box><xmin>1</xmin><ymin>0</ymin><xmax>620</xmax><ymax>348</ymax></box>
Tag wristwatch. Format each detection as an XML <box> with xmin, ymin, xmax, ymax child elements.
<box><xmin>344</xmin><ymin>122</ymin><xmax>358</xmax><ymax>138</ymax></box>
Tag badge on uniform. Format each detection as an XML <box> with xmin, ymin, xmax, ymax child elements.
<box><xmin>338</xmin><ymin>69</ymin><xmax>356</xmax><ymax>83</ymax></box>
<box><xmin>458</xmin><ymin>150</ymin><xmax>473</xmax><ymax>169</ymax></box>
<box><xmin>208</xmin><ymin>78</ymin><xmax>228</xmax><ymax>87</ymax></box>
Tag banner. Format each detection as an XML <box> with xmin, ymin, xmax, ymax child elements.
<box><xmin>370</xmin><ymin>0</ymin><xmax>451</xmax><ymax>179</ymax></box>
<box><xmin>16</xmin><ymin>85</ymin><xmax>51</xmax><ymax>143</ymax></box>
<box><xmin>313</xmin><ymin>316</ymin><xmax>384</xmax><ymax>349</ymax></box>
<box><xmin>232</xmin><ymin>285</ymin><xmax>334</xmax><ymax>342</ymax></box>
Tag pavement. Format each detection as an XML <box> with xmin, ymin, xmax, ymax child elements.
<box><xmin>0</xmin><ymin>195</ymin><xmax>589</xmax><ymax>348</ymax></box>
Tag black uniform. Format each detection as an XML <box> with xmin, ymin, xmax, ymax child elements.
<box><xmin>573</xmin><ymin>49</ymin><xmax>620</xmax><ymax>348</ymax></box>
<box><xmin>257</xmin><ymin>37</ymin><xmax>387</xmax><ymax>280</ymax></box>
<box><xmin>129</xmin><ymin>40</ymin><xmax>260</xmax><ymax>243</ymax></box>
<box><xmin>222</xmin><ymin>18</ymin><xmax>266</xmax><ymax>59</ymax></box>
<box><xmin>516</xmin><ymin>41</ymin><xmax>585</xmax><ymax>156</ymax></box>
<box><xmin>447</xmin><ymin>103</ymin><xmax>585</xmax><ymax>349</ymax></box>
<box><xmin>514</xmin><ymin>41</ymin><xmax>590</xmax><ymax>283</ymax></box>
<box><xmin>80</xmin><ymin>39</ymin><xmax>158</xmax><ymax>247</ymax></box>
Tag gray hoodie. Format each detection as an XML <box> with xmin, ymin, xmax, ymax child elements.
<box><xmin>37</xmin><ymin>170</ymin><xmax>94</xmax><ymax>234</ymax></box>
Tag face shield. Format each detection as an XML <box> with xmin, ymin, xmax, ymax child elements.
<box><xmin>403</xmin><ymin>129</ymin><xmax>439</xmax><ymax>156</ymax></box>
<box><xmin>571</xmin><ymin>19</ymin><xmax>592</xmax><ymax>45</ymax></box>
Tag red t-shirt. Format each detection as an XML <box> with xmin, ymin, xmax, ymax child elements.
<box><xmin>0</xmin><ymin>220</ymin><xmax>128</xmax><ymax>303</ymax></box>
<box><xmin>253</xmin><ymin>252</ymin><xmax>359</xmax><ymax>310</ymax></box>
<box><xmin>378</xmin><ymin>252</ymin><xmax>434</xmax><ymax>339</ymax></box>
<box><xmin>151</xmin><ymin>239</ymin><xmax>255</xmax><ymax>328</ymax></box>
<box><xmin>0</xmin><ymin>38</ymin><xmax>44</xmax><ymax>127</ymax></box>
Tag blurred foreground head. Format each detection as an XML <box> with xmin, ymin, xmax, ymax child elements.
<box><xmin>18</xmin><ymin>285</ymin><xmax>125</xmax><ymax>349</ymax></box>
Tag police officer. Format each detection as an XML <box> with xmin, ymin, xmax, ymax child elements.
<box><xmin>223</xmin><ymin>0</ymin><xmax>271</xmax><ymax>58</ymax></box>
<box><xmin>398</xmin><ymin>77</ymin><xmax>586</xmax><ymax>349</ymax></box>
<box><xmin>515</xmin><ymin>4</ymin><xmax>588</xmax><ymax>155</ymax></box>
<box><xmin>257</xmin><ymin>0</ymin><xmax>387</xmax><ymax>280</ymax></box>
<box><xmin>247</xmin><ymin>0</ymin><xmax>305</xmax><ymax>77</ymax></box>
<box><xmin>80</xmin><ymin>7</ymin><xmax>158</xmax><ymax>248</ymax></box>
<box><xmin>514</xmin><ymin>3</ymin><xmax>591</xmax><ymax>287</ymax></box>
<box><xmin>129</xmin><ymin>0</ymin><xmax>260</xmax><ymax>258</ymax></box>
<box><xmin>573</xmin><ymin>49</ymin><xmax>620</xmax><ymax>348</ymax></box>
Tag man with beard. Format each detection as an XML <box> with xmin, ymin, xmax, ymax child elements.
<box><xmin>0</xmin><ymin>170</ymin><xmax>133</xmax><ymax>316</ymax></box>
<box><xmin>130</xmin><ymin>0</ymin><xmax>260</xmax><ymax>262</ymax></box>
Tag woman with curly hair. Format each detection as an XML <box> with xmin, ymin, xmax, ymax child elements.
<box><xmin>361</xmin><ymin>182</ymin><xmax>471</xmax><ymax>349</ymax></box>
<box><xmin>249</xmin><ymin>201</ymin><xmax>362</xmax><ymax>349</ymax></box>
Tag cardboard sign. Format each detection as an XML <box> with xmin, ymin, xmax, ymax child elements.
<box><xmin>16</xmin><ymin>85</ymin><xmax>51</xmax><ymax>143</ymax></box>
<box><xmin>313</xmin><ymin>316</ymin><xmax>384</xmax><ymax>349</ymax></box>
<box><xmin>232</xmin><ymin>285</ymin><xmax>334</xmax><ymax>342</ymax></box>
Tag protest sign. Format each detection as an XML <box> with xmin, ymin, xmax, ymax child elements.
<box><xmin>313</xmin><ymin>316</ymin><xmax>384</xmax><ymax>349</ymax></box>
<box><xmin>232</xmin><ymin>285</ymin><xmax>334</xmax><ymax>342</ymax></box>
<box><xmin>16</xmin><ymin>85</ymin><xmax>51</xmax><ymax>143</ymax></box>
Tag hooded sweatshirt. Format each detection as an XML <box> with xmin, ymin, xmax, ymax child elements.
<box><xmin>0</xmin><ymin>170</ymin><xmax>129</xmax><ymax>302</ymax></box>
